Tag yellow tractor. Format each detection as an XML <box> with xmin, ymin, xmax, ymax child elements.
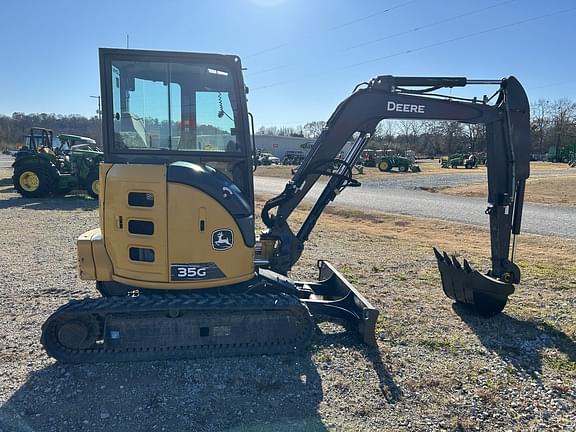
<box><xmin>41</xmin><ymin>49</ymin><xmax>531</xmax><ymax>362</ymax></box>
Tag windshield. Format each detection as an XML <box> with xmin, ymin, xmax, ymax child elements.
<box><xmin>111</xmin><ymin>60</ymin><xmax>240</xmax><ymax>153</ymax></box>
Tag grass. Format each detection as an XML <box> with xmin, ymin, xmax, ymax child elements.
<box><xmin>255</xmin><ymin>161</ymin><xmax>576</xmax><ymax>207</ymax></box>
<box><xmin>255</xmin><ymin>160</ymin><xmax>476</xmax><ymax>180</ymax></box>
<box><xmin>417</xmin><ymin>336</ymin><xmax>462</xmax><ymax>353</ymax></box>
<box><xmin>438</xmin><ymin>173</ymin><xmax>576</xmax><ymax>207</ymax></box>
<box><xmin>1</xmin><ymin>167</ymin><xmax>574</xmax><ymax>430</ymax></box>
<box><xmin>255</xmin><ymin>161</ymin><xmax>567</xmax><ymax>181</ymax></box>
<box><xmin>271</xmin><ymin>199</ymin><xmax>576</xmax><ymax>273</ymax></box>
<box><xmin>543</xmin><ymin>352</ymin><xmax>576</xmax><ymax>374</ymax></box>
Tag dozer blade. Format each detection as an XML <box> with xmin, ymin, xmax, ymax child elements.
<box><xmin>433</xmin><ymin>247</ymin><xmax>514</xmax><ymax>316</ymax></box>
<box><xmin>296</xmin><ymin>260</ymin><xmax>379</xmax><ymax>346</ymax></box>
<box><xmin>41</xmin><ymin>292</ymin><xmax>315</xmax><ymax>363</ymax></box>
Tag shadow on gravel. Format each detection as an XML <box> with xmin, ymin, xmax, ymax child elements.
<box><xmin>0</xmin><ymin>196</ymin><xmax>97</xmax><ymax>211</ymax></box>
<box><xmin>0</xmin><ymin>355</ymin><xmax>328</xmax><ymax>432</ymax></box>
<box><xmin>319</xmin><ymin>331</ymin><xmax>402</xmax><ymax>403</ymax></box>
<box><xmin>454</xmin><ymin>304</ymin><xmax>576</xmax><ymax>377</ymax></box>
<box><xmin>0</xmin><ymin>335</ymin><xmax>399</xmax><ymax>432</ymax></box>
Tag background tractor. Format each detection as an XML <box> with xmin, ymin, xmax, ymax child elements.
<box><xmin>441</xmin><ymin>153</ymin><xmax>479</xmax><ymax>169</ymax></box>
<box><xmin>377</xmin><ymin>153</ymin><xmax>421</xmax><ymax>173</ymax></box>
<box><xmin>360</xmin><ymin>148</ymin><xmax>378</xmax><ymax>167</ymax></box>
<box><xmin>12</xmin><ymin>127</ymin><xmax>103</xmax><ymax>198</ymax></box>
<box><xmin>547</xmin><ymin>143</ymin><xmax>576</xmax><ymax>164</ymax></box>
<box><xmin>362</xmin><ymin>149</ymin><xmax>420</xmax><ymax>172</ymax></box>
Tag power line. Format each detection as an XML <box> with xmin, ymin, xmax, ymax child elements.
<box><xmin>251</xmin><ymin>5</ymin><xmax>576</xmax><ymax>92</ymax></box>
<box><xmin>245</xmin><ymin>0</ymin><xmax>418</xmax><ymax>59</ymax></box>
<box><xmin>343</xmin><ymin>0</ymin><xmax>517</xmax><ymax>52</ymax></box>
<box><xmin>325</xmin><ymin>0</ymin><xmax>418</xmax><ymax>31</ymax></box>
<box><xmin>247</xmin><ymin>0</ymin><xmax>515</xmax><ymax>76</ymax></box>
<box><xmin>528</xmin><ymin>80</ymin><xmax>576</xmax><ymax>91</ymax></box>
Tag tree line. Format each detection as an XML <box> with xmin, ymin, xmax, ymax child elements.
<box><xmin>2</xmin><ymin>98</ymin><xmax>575</xmax><ymax>157</ymax></box>
<box><xmin>257</xmin><ymin>98</ymin><xmax>576</xmax><ymax>157</ymax></box>
<box><xmin>0</xmin><ymin>113</ymin><xmax>101</xmax><ymax>151</ymax></box>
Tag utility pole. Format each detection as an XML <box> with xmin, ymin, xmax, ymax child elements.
<box><xmin>90</xmin><ymin>95</ymin><xmax>102</xmax><ymax>143</ymax></box>
<box><xmin>90</xmin><ymin>95</ymin><xmax>101</xmax><ymax>121</ymax></box>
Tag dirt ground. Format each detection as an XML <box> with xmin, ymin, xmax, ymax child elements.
<box><xmin>255</xmin><ymin>161</ymin><xmax>568</xmax><ymax>181</ymax></box>
<box><xmin>0</xmin><ymin>167</ymin><xmax>574</xmax><ymax>431</ymax></box>
<box><xmin>255</xmin><ymin>160</ymin><xmax>465</xmax><ymax>180</ymax></box>
<box><xmin>437</xmin><ymin>175</ymin><xmax>576</xmax><ymax>207</ymax></box>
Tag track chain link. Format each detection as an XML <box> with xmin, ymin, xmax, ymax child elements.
<box><xmin>41</xmin><ymin>292</ymin><xmax>315</xmax><ymax>363</ymax></box>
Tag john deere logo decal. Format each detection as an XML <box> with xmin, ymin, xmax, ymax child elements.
<box><xmin>212</xmin><ymin>229</ymin><xmax>234</xmax><ymax>251</ymax></box>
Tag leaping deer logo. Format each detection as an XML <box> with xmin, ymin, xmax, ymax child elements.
<box><xmin>212</xmin><ymin>229</ymin><xmax>234</xmax><ymax>250</ymax></box>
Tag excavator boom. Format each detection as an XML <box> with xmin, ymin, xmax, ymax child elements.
<box><xmin>262</xmin><ymin>75</ymin><xmax>530</xmax><ymax>316</ymax></box>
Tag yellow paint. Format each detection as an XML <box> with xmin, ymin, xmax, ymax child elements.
<box><xmin>19</xmin><ymin>171</ymin><xmax>40</xmax><ymax>192</ymax></box>
<box><xmin>92</xmin><ymin>179</ymin><xmax>100</xmax><ymax>195</ymax></box>
<box><xmin>77</xmin><ymin>229</ymin><xmax>97</xmax><ymax>280</ymax></box>
<box><xmin>77</xmin><ymin>228</ymin><xmax>113</xmax><ymax>281</ymax></box>
<box><xmin>103</xmin><ymin>164</ymin><xmax>169</xmax><ymax>282</ymax></box>
<box><xmin>78</xmin><ymin>163</ymin><xmax>255</xmax><ymax>290</ymax></box>
<box><xmin>166</xmin><ymin>182</ymin><xmax>254</xmax><ymax>287</ymax></box>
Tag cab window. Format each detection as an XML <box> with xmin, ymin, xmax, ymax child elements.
<box><xmin>111</xmin><ymin>60</ymin><xmax>239</xmax><ymax>153</ymax></box>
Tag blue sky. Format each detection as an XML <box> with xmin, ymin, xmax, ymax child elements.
<box><xmin>1</xmin><ymin>0</ymin><xmax>575</xmax><ymax>128</ymax></box>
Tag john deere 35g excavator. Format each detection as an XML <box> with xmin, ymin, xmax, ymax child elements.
<box><xmin>41</xmin><ymin>49</ymin><xmax>530</xmax><ymax>362</ymax></box>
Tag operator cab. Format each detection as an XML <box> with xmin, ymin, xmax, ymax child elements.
<box><xmin>100</xmin><ymin>49</ymin><xmax>254</xmax><ymax>202</ymax></box>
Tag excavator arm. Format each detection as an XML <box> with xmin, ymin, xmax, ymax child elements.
<box><xmin>261</xmin><ymin>75</ymin><xmax>530</xmax><ymax>317</ymax></box>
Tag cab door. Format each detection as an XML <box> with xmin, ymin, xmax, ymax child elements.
<box><xmin>103</xmin><ymin>164</ymin><xmax>169</xmax><ymax>282</ymax></box>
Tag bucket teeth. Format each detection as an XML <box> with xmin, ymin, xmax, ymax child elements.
<box><xmin>451</xmin><ymin>255</ymin><xmax>462</xmax><ymax>270</ymax></box>
<box><xmin>432</xmin><ymin>247</ymin><xmax>515</xmax><ymax>317</ymax></box>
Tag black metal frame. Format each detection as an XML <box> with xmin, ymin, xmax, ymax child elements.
<box><xmin>262</xmin><ymin>75</ymin><xmax>530</xmax><ymax>315</ymax></box>
<box><xmin>98</xmin><ymin>48</ymin><xmax>255</xmax><ymax>205</ymax></box>
<box><xmin>27</xmin><ymin>127</ymin><xmax>54</xmax><ymax>151</ymax></box>
<box><xmin>297</xmin><ymin>260</ymin><xmax>379</xmax><ymax>346</ymax></box>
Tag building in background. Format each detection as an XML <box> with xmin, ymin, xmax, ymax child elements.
<box><xmin>254</xmin><ymin>134</ymin><xmax>354</xmax><ymax>160</ymax></box>
<box><xmin>254</xmin><ymin>135</ymin><xmax>315</xmax><ymax>159</ymax></box>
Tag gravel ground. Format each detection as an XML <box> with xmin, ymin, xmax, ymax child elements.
<box><xmin>0</xmin><ymin>155</ymin><xmax>14</xmax><ymax>168</ymax></box>
<box><xmin>362</xmin><ymin>171</ymin><xmax>487</xmax><ymax>190</ymax></box>
<box><xmin>254</xmin><ymin>161</ymin><xmax>569</xmax><ymax>191</ymax></box>
<box><xmin>254</xmin><ymin>176</ymin><xmax>576</xmax><ymax>239</ymax></box>
<box><xmin>359</xmin><ymin>169</ymin><xmax>569</xmax><ymax>191</ymax></box>
<box><xmin>0</xmin><ymin>167</ymin><xmax>574</xmax><ymax>431</ymax></box>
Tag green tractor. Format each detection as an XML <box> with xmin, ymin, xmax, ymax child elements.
<box><xmin>441</xmin><ymin>153</ymin><xmax>479</xmax><ymax>169</ymax></box>
<box><xmin>547</xmin><ymin>144</ymin><xmax>576</xmax><ymax>164</ymax></box>
<box><xmin>377</xmin><ymin>151</ymin><xmax>420</xmax><ymax>173</ymax></box>
<box><xmin>12</xmin><ymin>128</ymin><xmax>103</xmax><ymax>199</ymax></box>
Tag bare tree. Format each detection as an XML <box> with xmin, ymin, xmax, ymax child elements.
<box><xmin>531</xmin><ymin>99</ymin><xmax>551</xmax><ymax>155</ymax></box>
<box><xmin>465</xmin><ymin>123</ymin><xmax>486</xmax><ymax>153</ymax></box>
<box><xmin>303</xmin><ymin>121</ymin><xmax>326</xmax><ymax>139</ymax></box>
<box><xmin>551</xmin><ymin>99</ymin><xmax>576</xmax><ymax>151</ymax></box>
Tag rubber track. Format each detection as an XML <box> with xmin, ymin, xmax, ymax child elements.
<box><xmin>41</xmin><ymin>292</ymin><xmax>315</xmax><ymax>363</ymax></box>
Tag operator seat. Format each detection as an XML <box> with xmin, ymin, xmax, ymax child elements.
<box><xmin>119</xmin><ymin>112</ymin><xmax>148</xmax><ymax>148</ymax></box>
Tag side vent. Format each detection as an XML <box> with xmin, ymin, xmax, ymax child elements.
<box><xmin>128</xmin><ymin>192</ymin><xmax>154</xmax><ymax>207</ymax></box>
<box><xmin>128</xmin><ymin>220</ymin><xmax>154</xmax><ymax>235</ymax></box>
<box><xmin>199</xmin><ymin>207</ymin><xmax>207</xmax><ymax>232</ymax></box>
<box><xmin>129</xmin><ymin>247</ymin><xmax>155</xmax><ymax>262</ymax></box>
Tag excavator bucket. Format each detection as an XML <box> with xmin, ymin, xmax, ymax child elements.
<box><xmin>433</xmin><ymin>248</ymin><xmax>514</xmax><ymax>316</ymax></box>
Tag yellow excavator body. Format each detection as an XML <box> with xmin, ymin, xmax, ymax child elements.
<box><xmin>78</xmin><ymin>163</ymin><xmax>255</xmax><ymax>290</ymax></box>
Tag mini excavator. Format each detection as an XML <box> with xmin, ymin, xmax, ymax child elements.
<box><xmin>41</xmin><ymin>49</ymin><xmax>530</xmax><ymax>362</ymax></box>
